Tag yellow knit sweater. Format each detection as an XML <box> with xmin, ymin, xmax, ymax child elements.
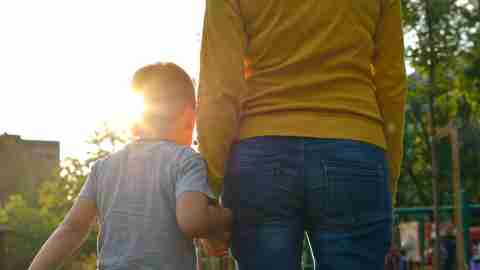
<box><xmin>198</xmin><ymin>0</ymin><xmax>407</xmax><ymax>197</ymax></box>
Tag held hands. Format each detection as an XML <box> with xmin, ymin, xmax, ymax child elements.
<box><xmin>200</xmin><ymin>206</ymin><xmax>232</xmax><ymax>257</ymax></box>
<box><xmin>200</xmin><ymin>231</ymin><xmax>231</xmax><ymax>257</ymax></box>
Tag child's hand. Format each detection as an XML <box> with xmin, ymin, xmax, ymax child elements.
<box><xmin>200</xmin><ymin>232</ymin><xmax>230</xmax><ymax>257</ymax></box>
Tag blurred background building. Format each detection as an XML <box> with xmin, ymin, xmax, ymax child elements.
<box><xmin>0</xmin><ymin>133</ymin><xmax>59</xmax><ymax>203</ymax></box>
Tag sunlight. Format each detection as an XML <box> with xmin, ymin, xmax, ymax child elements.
<box><xmin>0</xmin><ymin>0</ymin><xmax>204</xmax><ymax>159</ymax></box>
<box><xmin>107</xmin><ymin>90</ymin><xmax>145</xmax><ymax>133</ymax></box>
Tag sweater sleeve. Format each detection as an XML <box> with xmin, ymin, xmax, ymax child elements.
<box><xmin>197</xmin><ymin>0</ymin><xmax>247</xmax><ymax>195</ymax></box>
<box><xmin>372</xmin><ymin>0</ymin><xmax>408</xmax><ymax>200</ymax></box>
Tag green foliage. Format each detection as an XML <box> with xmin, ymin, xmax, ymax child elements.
<box><xmin>0</xmin><ymin>126</ymin><xmax>129</xmax><ymax>270</ymax></box>
<box><xmin>3</xmin><ymin>195</ymin><xmax>60</xmax><ymax>270</ymax></box>
<box><xmin>398</xmin><ymin>0</ymin><xmax>480</xmax><ymax>207</ymax></box>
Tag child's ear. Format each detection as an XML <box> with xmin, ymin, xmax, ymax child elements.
<box><xmin>184</xmin><ymin>106</ymin><xmax>196</xmax><ymax>130</ymax></box>
<box><xmin>130</xmin><ymin>122</ymin><xmax>144</xmax><ymax>139</ymax></box>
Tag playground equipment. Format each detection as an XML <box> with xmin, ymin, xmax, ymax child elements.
<box><xmin>421</xmin><ymin>120</ymin><xmax>475</xmax><ymax>270</ymax></box>
<box><xmin>395</xmin><ymin>197</ymin><xmax>480</xmax><ymax>270</ymax></box>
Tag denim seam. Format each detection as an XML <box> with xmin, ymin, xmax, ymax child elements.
<box><xmin>321</xmin><ymin>160</ymin><xmax>328</xmax><ymax>216</ymax></box>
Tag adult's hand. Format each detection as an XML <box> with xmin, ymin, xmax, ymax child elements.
<box><xmin>200</xmin><ymin>231</ymin><xmax>231</xmax><ymax>257</ymax></box>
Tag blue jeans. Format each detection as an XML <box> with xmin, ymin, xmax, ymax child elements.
<box><xmin>223</xmin><ymin>137</ymin><xmax>392</xmax><ymax>270</ymax></box>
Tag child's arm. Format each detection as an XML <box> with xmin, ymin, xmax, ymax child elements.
<box><xmin>28</xmin><ymin>198</ymin><xmax>97</xmax><ymax>270</ymax></box>
<box><xmin>176</xmin><ymin>191</ymin><xmax>232</xmax><ymax>239</ymax></box>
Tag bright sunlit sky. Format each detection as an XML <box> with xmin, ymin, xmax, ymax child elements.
<box><xmin>0</xmin><ymin>0</ymin><xmax>204</xmax><ymax>159</ymax></box>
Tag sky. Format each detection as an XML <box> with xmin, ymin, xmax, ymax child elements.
<box><xmin>0</xmin><ymin>0</ymin><xmax>205</xmax><ymax>160</ymax></box>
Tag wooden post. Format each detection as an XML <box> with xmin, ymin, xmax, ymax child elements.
<box><xmin>428</xmin><ymin>109</ymin><xmax>442</xmax><ymax>270</ymax></box>
<box><xmin>436</xmin><ymin>123</ymin><xmax>467</xmax><ymax>270</ymax></box>
<box><xmin>450</xmin><ymin>127</ymin><xmax>467</xmax><ymax>270</ymax></box>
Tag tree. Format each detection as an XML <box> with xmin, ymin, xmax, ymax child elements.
<box><xmin>398</xmin><ymin>0</ymin><xmax>480</xmax><ymax>207</ymax></box>
<box><xmin>0</xmin><ymin>125</ymin><xmax>128</xmax><ymax>270</ymax></box>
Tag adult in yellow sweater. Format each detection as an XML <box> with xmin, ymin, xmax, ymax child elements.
<box><xmin>197</xmin><ymin>0</ymin><xmax>407</xmax><ymax>269</ymax></box>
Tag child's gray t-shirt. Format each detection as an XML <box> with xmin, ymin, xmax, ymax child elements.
<box><xmin>78</xmin><ymin>140</ymin><xmax>213</xmax><ymax>270</ymax></box>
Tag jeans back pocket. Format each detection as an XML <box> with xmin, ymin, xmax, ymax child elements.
<box><xmin>309</xmin><ymin>158</ymin><xmax>391</xmax><ymax>229</ymax></box>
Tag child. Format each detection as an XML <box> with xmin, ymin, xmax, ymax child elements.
<box><xmin>28</xmin><ymin>62</ymin><xmax>232</xmax><ymax>270</ymax></box>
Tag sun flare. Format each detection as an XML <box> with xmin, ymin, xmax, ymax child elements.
<box><xmin>107</xmin><ymin>90</ymin><xmax>145</xmax><ymax>133</ymax></box>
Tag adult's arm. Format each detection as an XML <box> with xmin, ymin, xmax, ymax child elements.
<box><xmin>372</xmin><ymin>0</ymin><xmax>408</xmax><ymax>201</ymax></box>
<box><xmin>197</xmin><ymin>0</ymin><xmax>247</xmax><ymax>195</ymax></box>
<box><xmin>28</xmin><ymin>198</ymin><xmax>97</xmax><ymax>270</ymax></box>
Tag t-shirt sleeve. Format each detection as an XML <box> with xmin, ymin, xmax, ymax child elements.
<box><xmin>78</xmin><ymin>161</ymin><xmax>99</xmax><ymax>201</ymax></box>
<box><xmin>175</xmin><ymin>150</ymin><xmax>214</xmax><ymax>200</ymax></box>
